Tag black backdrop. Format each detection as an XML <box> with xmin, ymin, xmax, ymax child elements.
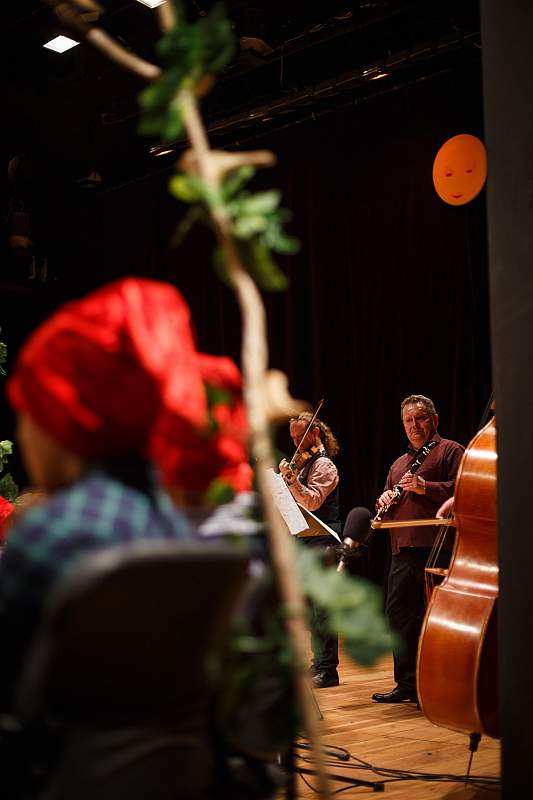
<box><xmin>2</xmin><ymin>65</ymin><xmax>491</xmax><ymax>581</ymax></box>
<box><xmin>481</xmin><ymin>0</ymin><xmax>533</xmax><ymax>790</ymax></box>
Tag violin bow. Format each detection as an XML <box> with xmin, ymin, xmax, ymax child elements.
<box><xmin>289</xmin><ymin>398</ymin><xmax>325</xmax><ymax>467</ymax></box>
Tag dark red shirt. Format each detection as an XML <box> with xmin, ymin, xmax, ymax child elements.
<box><xmin>382</xmin><ymin>434</ymin><xmax>464</xmax><ymax>554</ymax></box>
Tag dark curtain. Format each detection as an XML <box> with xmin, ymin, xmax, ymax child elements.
<box><xmin>481</xmin><ymin>0</ymin><xmax>533</xmax><ymax>790</ymax></box>
<box><xmin>2</xmin><ymin>67</ymin><xmax>491</xmax><ymax>582</ymax></box>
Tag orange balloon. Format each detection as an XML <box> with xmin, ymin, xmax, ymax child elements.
<box><xmin>433</xmin><ymin>134</ymin><xmax>487</xmax><ymax>206</ymax></box>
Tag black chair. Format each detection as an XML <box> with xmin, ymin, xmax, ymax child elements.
<box><xmin>11</xmin><ymin>540</ymin><xmax>249</xmax><ymax>800</ymax></box>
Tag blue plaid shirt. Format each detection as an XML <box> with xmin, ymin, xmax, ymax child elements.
<box><xmin>0</xmin><ymin>469</ymin><xmax>190</xmax><ymax>705</ymax></box>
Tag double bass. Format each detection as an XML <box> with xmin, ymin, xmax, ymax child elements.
<box><xmin>417</xmin><ymin>416</ymin><xmax>499</xmax><ymax>739</ymax></box>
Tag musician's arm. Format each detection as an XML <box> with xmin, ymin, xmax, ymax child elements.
<box><xmin>423</xmin><ymin>442</ymin><xmax>465</xmax><ymax>504</ymax></box>
<box><xmin>288</xmin><ymin>459</ymin><xmax>338</xmax><ymax>512</ymax></box>
<box><xmin>437</xmin><ymin>496</ymin><xmax>455</xmax><ymax>518</ymax></box>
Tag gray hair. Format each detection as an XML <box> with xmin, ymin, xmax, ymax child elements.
<box><xmin>400</xmin><ymin>394</ymin><xmax>437</xmax><ymax>418</ymax></box>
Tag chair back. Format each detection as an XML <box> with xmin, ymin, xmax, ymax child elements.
<box><xmin>16</xmin><ymin>541</ymin><xmax>249</xmax><ymax>724</ymax></box>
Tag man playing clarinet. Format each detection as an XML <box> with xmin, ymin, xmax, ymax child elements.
<box><xmin>372</xmin><ymin>394</ymin><xmax>464</xmax><ymax>704</ymax></box>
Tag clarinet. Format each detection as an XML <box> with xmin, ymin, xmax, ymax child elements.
<box><xmin>337</xmin><ymin>439</ymin><xmax>439</xmax><ymax>572</ymax></box>
<box><xmin>374</xmin><ymin>439</ymin><xmax>438</xmax><ymax>521</ymax></box>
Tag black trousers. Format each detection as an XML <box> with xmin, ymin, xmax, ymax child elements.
<box><xmin>385</xmin><ymin>547</ymin><xmax>431</xmax><ymax>695</ymax></box>
<box><xmin>301</xmin><ymin>534</ymin><xmax>340</xmax><ymax>675</ymax></box>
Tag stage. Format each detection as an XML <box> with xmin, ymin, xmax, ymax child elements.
<box><xmin>293</xmin><ymin>650</ymin><xmax>500</xmax><ymax>798</ymax></box>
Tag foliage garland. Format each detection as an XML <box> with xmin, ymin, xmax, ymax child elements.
<box><xmin>0</xmin><ymin>336</ymin><xmax>18</xmax><ymax>502</ymax></box>
<box><xmin>41</xmin><ymin>3</ymin><xmax>394</xmax><ymax>794</ymax></box>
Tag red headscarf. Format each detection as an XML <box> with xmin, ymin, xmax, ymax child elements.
<box><xmin>8</xmin><ymin>278</ymin><xmax>207</xmax><ymax>460</ymax></box>
<box><xmin>152</xmin><ymin>352</ymin><xmax>252</xmax><ymax>496</ymax></box>
<box><xmin>8</xmin><ymin>277</ymin><xmax>251</xmax><ymax>500</ymax></box>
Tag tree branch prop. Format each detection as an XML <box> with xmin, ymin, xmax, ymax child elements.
<box><xmin>44</xmin><ymin>2</ymin><xmax>161</xmax><ymax>80</ymax></box>
<box><xmin>44</xmin><ymin>3</ymin><xmax>328</xmax><ymax>791</ymax></box>
<box><xmin>43</xmin><ymin>3</ymin><xmax>390</xmax><ymax>794</ymax></box>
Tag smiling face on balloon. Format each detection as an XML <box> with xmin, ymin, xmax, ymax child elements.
<box><xmin>433</xmin><ymin>134</ymin><xmax>487</xmax><ymax>206</ymax></box>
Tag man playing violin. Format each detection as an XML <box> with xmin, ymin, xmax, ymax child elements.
<box><xmin>372</xmin><ymin>394</ymin><xmax>463</xmax><ymax>705</ymax></box>
<box><xmin>279</xmin><ymin>412</ymin><xmax>341</xmax><ymax>688</ymax></box>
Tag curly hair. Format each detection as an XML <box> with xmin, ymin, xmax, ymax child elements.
<box><xmin>292</xmin><ymin>412</ymin><xmax>340</xmax><ymax>458</ymax></box>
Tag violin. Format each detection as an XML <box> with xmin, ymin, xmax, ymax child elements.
<box><xmin>280</xmin><ymin>399</ymin><xmax>324</xmax><ymax>486</ymax></box>
<box><xmin>281</xmin><ymin>445</ymin><xmax>321</xmax><ymax>485</ymax></box>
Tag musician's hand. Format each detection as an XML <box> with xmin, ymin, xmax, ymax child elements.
<box><xmin>437</xmin><ymin>496</ymin><xmax>454</xmax><ymax>518</ymax></box>
<box><xmin>399</xmin><ymin>472</ymin><xmax>426</xmax><ymax>495</ymax></box>
<box><xmin>279</xmin><ymin>459</ymin><xmax>295</xmax><ymax>485</ymax></box>
<box><xmin>376</xmin><ymin>489</ymin><xmax>395</xmax><ymax>510</ymax></box>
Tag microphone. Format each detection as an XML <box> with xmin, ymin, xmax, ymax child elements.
<box><xmin>344</xmin><ymin>506</ymin><xmax>372</xmax><ymax>544</ymax></box>
<box><xmin>337</xmin><ymin>507</ymin><xmax>372</xmax><ymax>572</ymax></box>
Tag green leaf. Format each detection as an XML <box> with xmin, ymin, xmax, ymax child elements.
<box><xmin>0</xmin><ymin>473</ymin><xmax>18</xmax><ymax>502</ymax></box>
<box><xmin>204</xmin><ymin>478</ymin><xmax>235</xmax><ymax>506</ymax></box>
<box><xmin>163</xmin><ymin>99</ymin><xmax>185</xmax><ymax>142</ymax></box>
<box><xmin>265</xmin><ymin>231</ymin><xmax>300</xmax><ymax>255</ymax></box>
<box><xmin>239</xmin><ymin>239</ymin><xmax>288</xmax><ymax>291</ymax></box>
<box><xmin>0</xmin><ymin>440</ymin><xmax>13</xmax><ymax>472</ymax></box>
<box><xmin>169</xmin><ymin>174</ymin><xmax>203</xmax><ymax>203</ymax></box>
<box><xmin>231</xmin><ymin>190</ymin><xmax>281</xmax><ymax>217</ymax></box>
<box><xmin>297</xmin><ymin>545</ymin><xmax>393</xmax><ymax>667</ymax></box>
<box><xmin>233</xmin><ymin>214</ymin><xmax>268</xmax><ymax>239</ymax></box>
<box><xmin>0</xmin><ymin>440</ymin><xmax>13</xmax><ymax>456</ymax></box>
<box><xmin>221</xmin><ymin>165</ymin><xmax>256</xmax><ymax>200</ymax></box>
<box><xmin>206</xmin><ymin>383</ymin><xmax>232</xmax><ymax>408</ymax></box>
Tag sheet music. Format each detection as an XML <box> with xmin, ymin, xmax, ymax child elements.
<box><xmin>297</xmin><ymin>504</ymin><xmax>342</xmax><ymax>543</ymax></box>
<box><xmin>263</xmin><ymin>468</ymin><xmax>340</xmax><ymax>542</ymax></box>
<box><xmin>263</xmin><ymin>468</ymin><xmax>309</xmax><ymax>536</ymax></box>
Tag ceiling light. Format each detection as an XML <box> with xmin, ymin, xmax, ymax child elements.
<box><xmin>135</xmin><ymin>0</ymin><xmax>166</xmax><ymax>8</ymax></box>
<box><xmin>43</xmin><ymin>35</ymin><xmax>79</xmax><ymax>54</ymax></box>
<box><xmin>370</xmin><ymin>70</ymin><xmax>390</xmax><ymax>80</ymax></box>
<box><xmin>149</xmin><ymin>145</ymin><xmax>175</xmax><ymax>157</ymax></box>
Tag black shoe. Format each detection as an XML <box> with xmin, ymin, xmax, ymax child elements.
<box><xmin>312</xmin><ymin>671</ymin><xmax>339</xmax><ymax>689</ymax></box>
<box><xmin>372</xmin><ymin>686</ymin><xmax>417</xmax><ymax>703</ymax></box>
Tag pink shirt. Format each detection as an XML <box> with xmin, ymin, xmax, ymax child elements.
<box><xmin>286</xmin><ymin>456</ymin><xmax>339</xmax><ymax>512</ymax></box>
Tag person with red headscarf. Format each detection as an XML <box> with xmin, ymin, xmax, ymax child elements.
<box><xmin>0</xmin><ymin>277</ymin><xmax>260</xmax><ymax>800</ymax></box>
<box><xmin>0</xmin><ymin>277</ymin><xmax>211</xmax><ymax>706</ymax></box>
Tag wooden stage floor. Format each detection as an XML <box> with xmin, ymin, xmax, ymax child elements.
<box><xmin>292</xmin><ymin>651</ymin><xmax>501</xmax><ymax>799</ymax></box>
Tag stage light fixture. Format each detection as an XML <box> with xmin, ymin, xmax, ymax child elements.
<box><xmin>361</xmin><ymin>66</ymin><xmax>390</xmax><ymax>81</ymax></box>
<box><xmin>149</xmin><ymin>144</ymin><xmax>175</xmax><ymax>157</ymax></box>
<box><xmin>43</xmin><ymin>35</ymin><xmax>79</xmax><ymax>53</ymax></box>
<box><xmin>135</xmin><ymin>0</ymin><xmax>166</xmax><ymax>8</ymax></box>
